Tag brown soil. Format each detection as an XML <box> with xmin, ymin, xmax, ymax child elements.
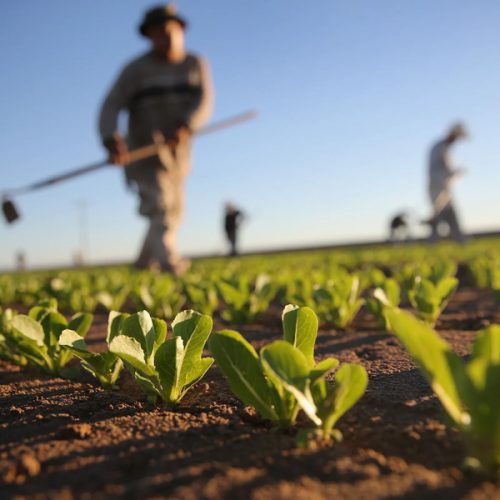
<box><xmin>1</xmin><ymin>288</ymin><xmax>499</xmax><ymax>499</ymax></box>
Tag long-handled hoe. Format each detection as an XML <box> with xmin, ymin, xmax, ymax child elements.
<box><xmin>2</xmin><ymin>110</ymin><xmax>257</xmax><ymax>224</ymax></box>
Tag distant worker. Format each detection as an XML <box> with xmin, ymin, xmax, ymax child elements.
<box><xmin>424</xmin><ymin>123</ymin><xmax>468</xmax><ymax>243</ymax></box>
<box><xmin>15</xmin><ymin>250</ymin><xmax>26</xmax><ymax>272</ymax></box>
<box><xmin>388</xmin><ymin>212</ymin><xmax>410</xmax><ymax>241</ymax></box>
<box><xmin>224</xmin><ymin>203</ymin><xmax>244</xmax><ymax>256</ymax></box>
<box><xmin>98</xmin><ymin>4</ymin><xmax>213</xmax><ymax>275</ymax></box>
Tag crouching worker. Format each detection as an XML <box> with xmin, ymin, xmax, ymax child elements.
<box><xmin>98</xmin><ymin>4</ymin><xmax>213</xmax><ymax>275</ymax></box>
<box><xmin>389</xmin><ymin>212</ymin><xmax>410</xmax><ymax>241</ymax></box>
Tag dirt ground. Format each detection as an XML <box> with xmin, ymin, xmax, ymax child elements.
<box><xmin>1</xmin><ymin>288</ymin><xmax>500</xmax><ymax>499</ymax></box>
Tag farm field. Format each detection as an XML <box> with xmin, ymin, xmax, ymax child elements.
<box><xmin>1</xmin><ymin>239</ymin><xmax>500</xmax><ymax>499</ymax></box>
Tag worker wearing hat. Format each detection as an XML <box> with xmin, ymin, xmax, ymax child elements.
<box><xmin>426</xmin><ymin>122</ymin><xmax>468</xmax><ymax>243</ymax></box>
<box><xmin>98</xmin><ymin>4</ymin><xmax>213</xmax><ymax>274</ymax></box>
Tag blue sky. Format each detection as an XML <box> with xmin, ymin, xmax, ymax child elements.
<box><xmin>1</xmin><ymin>1</ymin><xmax>499</xmax><ymax>269</ymax></box>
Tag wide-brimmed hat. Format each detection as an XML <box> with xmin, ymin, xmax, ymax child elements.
<box><xmin>139</xmin><ymin>4</ymin><xmax>187</xmax><ymax>36</ymax></box>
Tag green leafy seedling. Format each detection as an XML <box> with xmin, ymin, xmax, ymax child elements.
<box><xmin>109</xmin><ymin>309</ymin><xmax>213</xmax><ymax>407</ymax></box>
<box><xmin>0</xmin><ymin>308</ymin><xmax>27</xmax><ymax>366</ymax></box>
<box><xmin>132</xmin><ymin>276</ymin><xmax>186</xmax><ymax>320</ymax></box>
<box><xmin>407</xmin><ymin>276</ymin><xmax>458</xmax><ymax>325</ymax></box>
<box><xmin>209</xmin><ymin>305</ymin><xmax>322</xmax><ymax>427</ymax></box>
<box><xmin>10</xmin><ymin>299</ymin><xmax>92</xmax><ymax>376</ymax></box>
<box><xmin>184</xmin><ymin>282</ymin><xmax>219</xmax><ymax>316</ymax></box>
<box><xmin>58</xmin><ymin>311</ymin><xmax>126</xmax><ymax>389</ymax></box>
<box><xmin>366</xmin><ymin>278</ymin><xmax>401</xmax><ymax>328</ymax></box>
<box><xmin>312</xmin><ymin>274</ymin><xmax>364</xmax><ymax>328</ymax></box>
<box><xmin>384</xmin><ymin>306</ymin><xmax>500</xmax><ymax>478</ymax></box>
<box><xmin>95</xmin><ymin>286</ymin><xmax>130</xmax><ymax>312</ymax></box>
<box><xmin>261</xmin><ymin>338</ymin><xmax>368</xmax><ymax>440</ymax></box>
<box><xmin>427</xmin><ymin>259</ymin><xmax>457</xmax><ymax>285</ymax></box>
<box><xmin>281</xmin><ymin>275</ymin><xmax>314</xmax><ymax>308</ymax></box>
<box><xmin>218</xmin><ymin>274</ymin><xmax>276</xmax><ymax>324</ymax></box>
<box><xmin>211</xmin><ymin>304</ymin><xmax>368</xmax><ymax>437</ymax></box>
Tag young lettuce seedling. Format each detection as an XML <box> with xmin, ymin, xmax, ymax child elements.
<box><xmin>407</xmin><ymin>276</ymin><xmax>458</xmax><ymax>325</ymax></box>
<box><xmin>95</xmin><ymin>286</ymin><xmax>130</xmax><ymax>313</ymax></box>
<box><xmin>45</xmin><ymin>277</ymin><xmax>98</xmax><ymax>313</ymax></box>
<box><xmin>0</xmin><ymin>308</ymin><xmax>27</xmax><ymax>366</ymax></box>
<box><xmin>132</xmin><ymin>276</ymin><xmax>186</xmax><ymax>320</ymax></box>
<box><xmin>109</xmin><ymin>309</ymin><xmax>213</xmax><ymax>407</ymax></box>
<box><xmin>210</xmin><ymin>304</ymin><xmax>368</xmax><ymax>438</ymax></box>
<box><xmin>184</xmin><ymin>282</ymin><xmax>219</xmax><ymax>316</ymax></box>
<box><xmin>468</xmin><ymin>255</ymin><xmax>499</xmax><ymax>289</ymax></box>
<box><xmin>217</xmin><ymin>274</ymin><xmax>276</xmax><ymax>324</ymax></box>
<box><xmin>366</xmin><ymin>279</ymin><xmax>401</xmax><ymax>329</ymax></box>
<box><xmin>359</xmin><ymin>267</ymin><xmax>387</xmax><ymax>290</ymax></box>
<box><xmin>427</xmin><ymin>259</ymin><xmax>457</xmax><ymax>285</ymax></box>
<box><xmin>10</xmin><ymin>299</ymin><xmax>92</xmax><ymax>376</ymax></box>
<box><xmin>281</xmin><ymin>275</ymin><xmax>314</xmax><ymax>308</ymax></box>
<box><xmin>312</xmin><ymin>274</ymin><xmax>364</xmax><ymax>329</ymax></box>
<box><xmin>383</xmin><ymin>306</ymin><xmax>500</xmax><ymax>478</ymax></box>
<box><xmin>58</xmin><ymin>311</ymin><xmax>125</xmax><ymax>389</ymax></box>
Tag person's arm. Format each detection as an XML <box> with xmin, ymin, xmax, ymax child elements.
<box><xmin>443</xmin><ymin>149</ymin><xmax>467</xmax><ymax>181</ymax></box>
<box><xmin>185</xmin><ymin>56</ymin><xmax>214</xmax><ymax>132</ymax></box>
<box><xmin>98</xmin><ymin>66</ymin><xmax>134</xmax><ymax>164</ymax></box>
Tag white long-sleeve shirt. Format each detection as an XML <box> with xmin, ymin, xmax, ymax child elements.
<box><xmin>428</xmin><ymin>138</ymin><xmax>460</xmax><ymax>203</ymax></box>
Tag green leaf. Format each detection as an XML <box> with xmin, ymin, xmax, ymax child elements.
<box><xmin>12</xmin><ymin>315</ymin><xmax>45</xmax><ymax>347</ymax></box>
<box><xmin>260</xmin><ymin>340</ymin><xmax>310</xmax><ymax>386</ymax></box>
<box><xmin>109</xmin><ymin>335</ymin><xmax>155</xmax><ymax>376</ymax></box>
<box><xmin>282</xmin><ymin>305</ymin><xmax>318</xmax><ymax>368</ymax></box>
<box><xmin>152</xmin><ymin>318</ymin><xmax>167</xmax><ymax>349</ymax></box>
<box><xmin>96</xmin><ymin>291</ymin><xmax>114</xmax><ymax>311</ymax></box>
<box><xmin>466</xmin><ymin>326</ymin><xmax>500</xmax><ymax>428</ymax></box>
<box><xmin>121</xmin><ymin>311</ymin><xmax>156</xmax><ymax>364</ymax></box>
<box><xmin>326</xmin><ymin>363</ymin><xmax>368</xmax><ymax>429</ymax></box>
<box><xmin>106</xmin><ymin>311</ymin><xmax>127</xmax><ymax>344</ymax></box>
<box><xmin>138</xmin><ymin>285</ymin><xmax>154</xmax><ymax>309</ymax></box>
<box><xmin>313</xmin><ymin>288</ymin><xmax>332</xmax><ymax>302</ymax></box>
<box><xmin>384</xmin><ymin>307</ymin><xmax>469</xmax><ymax>425</ymax></box>
<box><xmin>310</xmin><ymin>357</ymin><xmax>339</xmax><ymax>383</ymax></box>
<box><xmin>470</xmin><ymin>325</ymin><xmax>500</xmax><ymax>368</ymax></box>
<box><xmin>154</xmin><ymin>312</ymin><xmax>213</xmax><ymax>405</ymax></box>
<box><xmin>41</xmin><ymin>311</ymin><xmax>67</xmax><ymax>347</ymax></box>
<box><xmin>171</xmin><ymin>310</ymin><xmax>212</xmax><ymax>382</ymax></box>
<box><xmin>68</xmin><ymin>313</ymin><xmax>93</xmax><ymax>338</ymax></box>
<box><xmin>436</xmin><ymin>277</ymin><xmax>459</xmax><ymax>303</ymax></box>
<box><xmin>133</xmin><ymin>370</ymin><xmax>161</xmax><ymax>402</ymax></box>
<box><xmin>372</xmin><ymin>287</ymin><xmax>390</xmax><ymax>306</ymax></box>
<box><xmin>179</xmin><ymin>357</ymin><xmax>214</xmax><ymax>398</ymax></box>
<box><xmin>59</xmin><ymin>329</ymin><xmax>91</xmax><ymax>357</ymax></box>
<box><xmin>217</xmin><ymin>280</ymin><xmax>247</xmax><ymax>309</ymax></box>
<box><xmin>383</xmin><ymin>279</ymin><xmax>401</xmax><ymax>306</ymax></box>
<box><xmin>59</xmin><ymin>329</ymin><xmax>122</xmax><ymax>388</ymax></box>
<box><xmin>261</xmin><ymin>340</ymin><xmax>319</xmax><ymax>425</ymax></box>
<box><xmin>155</xmin><ymin>336</ymin><xmax>184</xmax><ymax>403</ymax></box>
<box><xmin>209</xmin><ymin>330</ymin><xmax>277</xmax><ymax>421</ymax></box>
<box><xmin>11</xmin><ymin>314</ymin><xmax>55</xmax><ymax>371</ymax></box>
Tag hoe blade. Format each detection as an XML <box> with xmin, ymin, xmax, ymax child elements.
<box><xmin>2</xmin><ymin>199</ymin><xmax>20</xmax><ymax>224</ymax></box>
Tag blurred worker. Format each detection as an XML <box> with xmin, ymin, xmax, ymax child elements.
<box><xmin>389</xmin><ymin>212</ymin><xmax>410</xmax><ymax>241</ymax></box>
<box><xmin>98</xmin><ymin>4</ymin><xmax>213</xmax><ymax>275</ymax></box>
<box><xmin>15</xmin><ymin>250</ymin><xmax>26</xmax><ymax>272</ymax></box>
<box><xmin>425</xmin><ymin>123</ymin><xmax>468</xmax><ymax>243</ymax></box>
<box><xmin>224</xmin><ymin>203</ymin><xmax>244</xmax><ymax>256</ymax></box>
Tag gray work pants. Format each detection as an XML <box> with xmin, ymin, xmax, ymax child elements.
<box><xmin>126</xmin><ymin>140</ymin><xmax>191</xmax><ymax>270</ymax></box>
<box><xmin>429</xmin><ymin>202</ymin><xmax>464</xmax><ymax>243</ymax></box>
